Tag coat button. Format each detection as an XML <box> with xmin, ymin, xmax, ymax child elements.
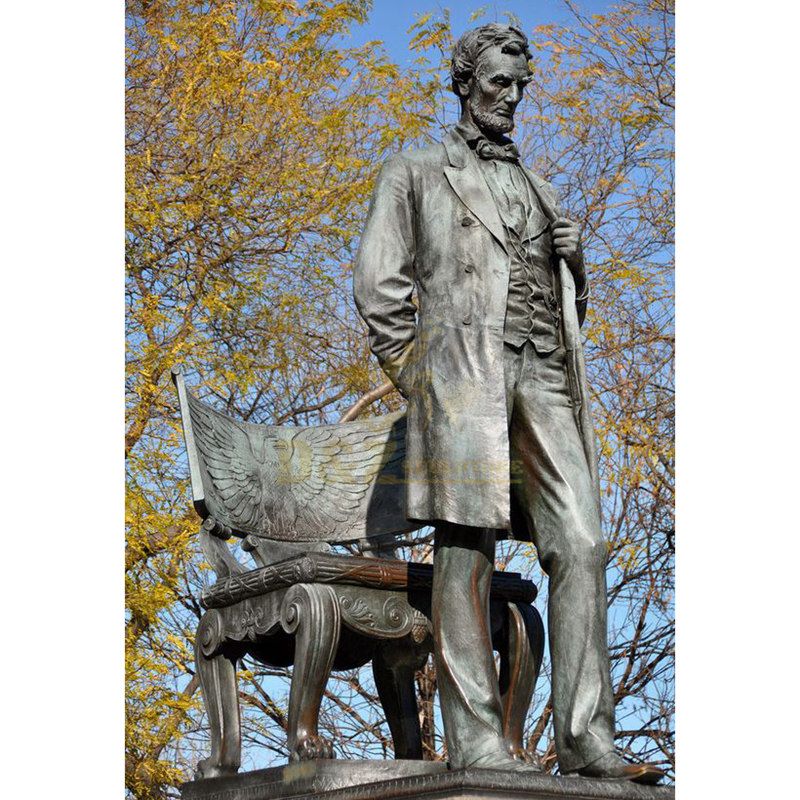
<box><xmin>462</xmin><ymin>314</ymin><xmax>471</xmax><ymax>325</ymax></box>
<box><xmin>461</xmin><ymin>216</ymin><xmax>474</xmax><ymax>226</ymax></box>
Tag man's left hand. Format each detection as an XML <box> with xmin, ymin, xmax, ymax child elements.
<box><xmin>551</xmin><ymin>217</ymin><xmax>584</xmax><ymax>272</ymax></box>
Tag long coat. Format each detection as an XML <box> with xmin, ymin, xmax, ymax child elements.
<box><xmin>353</xmin><ymin>129</ymin><xmax>599</xmax><ymax>532</ymax></box>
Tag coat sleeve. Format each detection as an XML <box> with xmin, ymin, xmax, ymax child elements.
<box><xmin>353</xmin><ymin>155</ymin><xmax>417</xmax><ymax>394</ymax></box>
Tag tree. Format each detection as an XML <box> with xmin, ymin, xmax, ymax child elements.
<box><xmin>125</xmin><ymin>1</ymin><xmax>435</xmax><ymax>795</ymax></box>
<box><xmin>125</xmin><ymin>1</ymin><xmax>674</xmax><ymax>795</ymax></box>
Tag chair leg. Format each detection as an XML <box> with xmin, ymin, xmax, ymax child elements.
<box><xmin>195</xmin><ymin>613</ymin><xmax>241</xmax><ymax>778</ymax></box>
<box><xmin>373</xmin><ymin>640</ymin><xmax>426</xmax><ymax>760</ymax></box>
<box><xmin>498</xmin><ymin>601</ymin><xmax>545</xmax><ymax>761</ymax></box>
<box><xmin>281</xmin><ymin>584</ymin><xmax>341</xmax><ymax>762</ymax></box>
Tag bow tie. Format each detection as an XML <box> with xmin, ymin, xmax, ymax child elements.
<box><xmin>474</xmin><ymin>138</ymin><xmax>520</xmax><ymax>163</ymax></box>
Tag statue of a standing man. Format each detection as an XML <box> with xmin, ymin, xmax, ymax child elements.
<box><xmin>354</xmin><ymin>23</ymin><xmax>662</xmax><ymax>784</ymax></box>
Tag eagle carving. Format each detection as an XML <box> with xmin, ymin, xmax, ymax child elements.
<box><xmin>173</xmin><ymin>369</ymin><xmax>415</xmax><ymax>545</ymax></box>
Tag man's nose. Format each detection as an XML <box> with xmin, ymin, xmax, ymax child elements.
<box><xmin>505</xmin><ymin>83</ymin><xmax>521</xmax><ymax>105</ymax></box>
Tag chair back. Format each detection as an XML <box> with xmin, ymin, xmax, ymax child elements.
<box><xmin>172</xmin><ymin>368</ymin><xmax>417</xmax><ymax>568</ymax></box>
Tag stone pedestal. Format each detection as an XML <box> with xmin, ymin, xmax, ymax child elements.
<box><xmin>181</xmin><ymin>760</ymin><xmax>675</xmax><ymax>800</ymax></box>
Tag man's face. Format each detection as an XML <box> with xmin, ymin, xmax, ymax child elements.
<box><xmin>466</xmin><ymin>47</ymin><xmax>531</xmax><ymax>136</ymax></box>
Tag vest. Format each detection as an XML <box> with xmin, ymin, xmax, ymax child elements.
<box><xmin>478</xmin><ymin>158</ymin><xmax>561</xmax><ymax>353</ymax></box>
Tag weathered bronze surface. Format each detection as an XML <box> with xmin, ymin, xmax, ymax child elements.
<box><xmin>181</xmin><ymin>761</ymin><xmax>675</xmax><ymax>800</ymax></box>
<box><xmin>175</xmin><ymin>369</ymin><xmax>412</xmax><ymax>546</ymax></box>
<box><xmin>201</xmin><ymin>553</ymin><xmax>537</xmax><ymax>608</ymax></box>
<box><xmin>174</xmin><ymin>371</ymin><xmax>545</xmax><ymax>781</ymax></box>
<box><xmin>353</xmin><ymin>22</ymin><xmax>662</xmax><ymax>783</ymax></box>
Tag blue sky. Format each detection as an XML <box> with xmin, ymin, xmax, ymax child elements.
<box><xmin>348</xmin><ymin>0</ymin><xmax>614</xmax><ymax>63</ymax></box>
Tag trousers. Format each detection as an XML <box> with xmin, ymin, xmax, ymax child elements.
<box><xmin>431</xmin><ymin>341</ymin><xmax>616</xmax><ymax>771</ymax></box>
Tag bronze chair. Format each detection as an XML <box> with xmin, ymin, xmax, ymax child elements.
<box><xmin>173</xmin><ymin>367</ymin><xmax>544</xmax><ymax>778</ymax></box>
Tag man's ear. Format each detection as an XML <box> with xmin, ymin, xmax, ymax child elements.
<box><xmin>455</xmin><ymin>78</ymin><xmax>471</xmax><ymax>98</ymax></box>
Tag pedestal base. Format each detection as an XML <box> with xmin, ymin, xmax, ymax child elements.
<box><xmin>180</xmin><ymin>760</ymin><xmax>675</xmax><ymax>800</ymax></box>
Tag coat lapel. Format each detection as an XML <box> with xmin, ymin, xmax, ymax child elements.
<box><xmin>442</xmin><ymin>131</ymin><xmax>507</xmax><ymax>254</ymax></box>
<box><xmin>520</xmin><ymin>165</ymin><xmax>557</xmax><ymax>223</ymax></box>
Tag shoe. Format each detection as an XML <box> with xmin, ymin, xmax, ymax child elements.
<box><xmin>565</xmin><ymin>751</ymin><xmax>665</xmax><ymax>785</ymax></box>
<box><xmin>464</xmin><ymin>750</ymin><xmax>542</xmax><ymax>773</ymax></box>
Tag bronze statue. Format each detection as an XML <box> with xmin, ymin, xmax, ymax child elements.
<box><xmin>353</xmin><ymin>23</ymin><xmax>663</xmax><ymax>784</ymax></box>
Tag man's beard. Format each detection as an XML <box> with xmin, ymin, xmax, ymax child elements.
<box><xmin>472</xmin><ymin>106</ymin><xmax>514</xmax><ymax>136</ymax></box>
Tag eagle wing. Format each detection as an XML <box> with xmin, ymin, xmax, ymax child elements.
<box><xmin>281</xmin><ymin>411</ymin><xmax>407</xmax><ymax>538</ymax></box>
<box><xmin>187</xmin><ymin>392</ymin><xmax>266</xmax><ymax>533</ymax></box>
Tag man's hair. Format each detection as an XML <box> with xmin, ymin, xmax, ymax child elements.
<box><xmin>450</xmin><ymin>23</ymin><xmax>532</xmax><ymax>97</ymax></box>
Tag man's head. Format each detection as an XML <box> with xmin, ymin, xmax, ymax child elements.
<box><xmin>450</xmin><ymin>23</ymin><xmax>533</xmax><ymax>137</ymax></box>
